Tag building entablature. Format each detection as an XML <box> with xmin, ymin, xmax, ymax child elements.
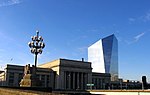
<box><xmin>39</xmin><ymin>58</ymin><xmax>92</xmax><ymax>71</ymax></box>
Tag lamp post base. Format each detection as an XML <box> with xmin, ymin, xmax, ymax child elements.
<box><xmin>20</xmin><ymin>74</ymin><xmax>41</xmax><ymax>87</ymax></box>
<box><xmin>20</xmin><ymin>64</ymin><xmax>41</xmax><ymax>87</ymax></box>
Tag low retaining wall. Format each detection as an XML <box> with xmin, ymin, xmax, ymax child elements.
<box><xmin>89</xmin><ymin>90</ymin><xmax>150</xmax><ymax>95</ymax></box>
<box><xmin>0</xmin><ymin>87</ymin><xmax>64</xmax><ymax>95</ymax></box>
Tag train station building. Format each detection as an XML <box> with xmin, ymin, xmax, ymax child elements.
<box><xmin>0</xmin><ymin>58</ymin><xmax>111</xmax><ymax>90</ymax></box>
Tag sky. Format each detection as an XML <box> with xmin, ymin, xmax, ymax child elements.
<box><xmin>0</xmin><ymin>0</ymin><xmax>150</xmax><ymax>81</ymax></box>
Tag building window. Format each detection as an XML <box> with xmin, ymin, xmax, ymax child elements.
<box><xmin>46</xmin><ymin>75</ymin><xmax>50</xmax><ymax>87</ymax></box>
<box><xmin>37</xmin><ymin>74</ymin><xmax>40</xmax><ymax>80</ymax></box>
<box><xmin>41</xmin><ymin>75</ymin><xmax>45</xmax><ymax>86</ymax></box>
<box><xmin>9</xmin><ymin>72</ymin><xmax>14</xmax><ymax>86</ymax></box>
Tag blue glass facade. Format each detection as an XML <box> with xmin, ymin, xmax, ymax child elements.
<box><xmin>102</xmin><ymin>34</ymin><xmax>118</xmax><ymax>81</ymax></box>
<box><xmin>88</xmin><ymin>34</ymin><xmax>118</xmax><ymax>81</ymax></box>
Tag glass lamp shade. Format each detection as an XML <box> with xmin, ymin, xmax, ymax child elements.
<box><xmin>41</xmin><ymin>43</ymin><xmax>45</xmax><ymax>49</ymax></box>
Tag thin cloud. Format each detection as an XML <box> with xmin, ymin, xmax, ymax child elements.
<box><xmin>129</xmin><ymin>18</ymin><xmax>136</xmax><ymax>22</ymax></box>
<box><xmin>125</xmin><ymin>32</ymin><xmax>146</xmax><ymax>45</ymax></box>
<box><xmin>78</xmin><ymin>46</ymin><xmax>87</xmax><ymax>53</ymax></box>
<box><xmin>0</xmin><ymin>0</ymin><xmax>22</xmax><ymax>7</ymax></box>
<box><xmin>128</xmin><ymin>18</ymin><xmax>136</xmax><ymax>24</ymax></box>
<box><xmin>67</xmin><ymin>35</ymin><xmax>88</xmax><ymax>46</ymax></box>
<box><xmin>138</xmin><ymin>11</ymin><xmax>150</xmax><ymax>22</ymax></box>
<box><xmin>134</xmin><ymin>32</ymin><xmax>145</xmax><ymax>42</ymax></box>
<box><xmin>142</xmin><ymin>11</ymin><xmax>150</xmax><ymax>22</ymax></box>
<box><xmin>70</xmin><ymin>46</ymin><xmax>87</xmax><ymax>59</ymax></box>
<box><xmin>128</xmin><ymin>11</ymin><xmax>150</xmax><ymax>23</ymax></box>
<box><xmin>87</xmin><ymin>29</ymin><xmax>99</xmax><ymax>32</ymax></box>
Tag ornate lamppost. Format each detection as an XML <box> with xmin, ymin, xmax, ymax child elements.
<box><xmin>28</xmin><ymin>30</ymin><xmax>45</xmax><ymax>68</ymax></box>
<box><xmin>20</xmin><ymin>30</ymin><xmax>45</xmax><ymax>87</ymax></box>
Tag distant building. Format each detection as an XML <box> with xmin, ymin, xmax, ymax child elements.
<box><xmin>88</xmin><ymin>34</ymin><xmax>118</xmax><ymax>81</ymax></box>
<box><xmin>0</xmin><ymin>71</ymin><xmax>5</xmax><ymax>86</ymax></box>
<box><xmin>92</xmin><ymin>72</ymin><xmax>111</xmax><ymax>89</ymax></box>
<box><xmin>0</xmin><ymin>58</ymin><xmax>111</xmax><ymax>90</ymax></box>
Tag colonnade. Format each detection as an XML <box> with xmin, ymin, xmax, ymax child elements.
<box><xmin>64</xmin><ymin>71</ymin><xmax>88</xmax><ymax>90</ymax></box>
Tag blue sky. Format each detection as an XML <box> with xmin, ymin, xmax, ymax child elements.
<box><xmin>0</xmin><ymin>0</ymin><xmax>150</xmax><ymax>81</ymax></box>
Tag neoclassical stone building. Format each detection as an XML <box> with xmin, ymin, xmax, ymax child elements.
<box><xmin>0</xmin><ymin>58</ymin><xmax>111</xmax><ymax>90</ymax></box>
<box><xmin>39</xmin><ymin>58</ymin><xmax>92</xmax><ymax>89</ymax></box>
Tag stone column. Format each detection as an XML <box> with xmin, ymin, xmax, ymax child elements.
<box><xmin>51</xmin><ymin>72</ymin><xmax>56</xmax><ymax>89</ymax></box>
<box><xmin>83</xmin><ymin>73</ymin><xmax>85</xmax><ymax>89</ymax></box>
<box><xmin>88</xmin><ymin>73</ymin><xmax>92</xmax><ymax>84</ymax></box>
<box><xmin>64</xmin><ymin>71</ymin><xmax>66</xmax><ymax>89</ymax></box>
<box><xmin>56</xmin><ymin>74</ymin><xmax>60</xmax><ymax>89</ymax></box>
<box><xmin>47</xmin><ymin>75</ymin><xmax>50</xmax><ymax>87</ymax></box>
<box><xmin>97</xmin><ymin>78</ymin><xmax>99</xmax><ymax>89</ymax></box>
<box><xmin>49</xmin><ymin>72</ymin><xmax>53</xmax><ymax>88</ymax></box>
<box><xmin>59</xmin><ymin>71</ymin><xmax>65</xmax><ymax>89</ymax></box>
<box><xmin>44</xmin><ymin>75</ymin><xmax>47</xmax><ymax>87</ymax></box>
<box><xmin>77</xmin><ymin>72</ymin><xmax>79</xmax><ymax>89</ymax></box>
<box><xmin>100</xmin><ymin>79</ymin><xmax>103</xmax><ymax>89</ymax></box>
<box><xmin>39</xmin><ymin>75</ymin><xmax>41</xmax><ymax>81</ymax></box>
<box><xmin>73</xmin><ymin>72</ymin><xmax>75</xmax><ymax>89</ymax></box>
<box><xmin>81</xmin><ymin>73</ymin><xmax>83</xmax><ymax>89</ymax></box>
<box><xmin>68</xmin><ymin>72</ymin><xmax>71</xmax><ymax>89</ymax></box>
<box><xmin>84</xmin><ymin>73</ymin><xmax>88</xmax><ymax>89</ymax></box>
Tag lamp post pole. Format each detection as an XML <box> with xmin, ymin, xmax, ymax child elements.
<box><xmin>28</xmin><ymin>30</ymin><xmax>45</xmax><ymax>68</ymax></box>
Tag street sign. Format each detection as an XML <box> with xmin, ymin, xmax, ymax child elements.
<box><xmin>87</xmin><ymin>84</ymin><xmax>94</xmax><ymax>86</ymax></box>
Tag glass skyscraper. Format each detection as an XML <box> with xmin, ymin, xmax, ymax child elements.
<box><xmin>88</xmin><ymin>34</ymin><xmax>118</xmax><ymax>81</ymax></box>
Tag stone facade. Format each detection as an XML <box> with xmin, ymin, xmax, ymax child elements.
<box><xmin>39</xmin><ymin>58</ymin><xmax>92</xmax><ymax>90</ymax></box>
<box><xmin>0</xmin><ymin>64</ymin><xmax>55</xmax><ymax>88</ymax></box>
<box><xmin>0</xmin><ymin>58</ymin><xmax>111</xmax><ymax>90</ymax></box>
